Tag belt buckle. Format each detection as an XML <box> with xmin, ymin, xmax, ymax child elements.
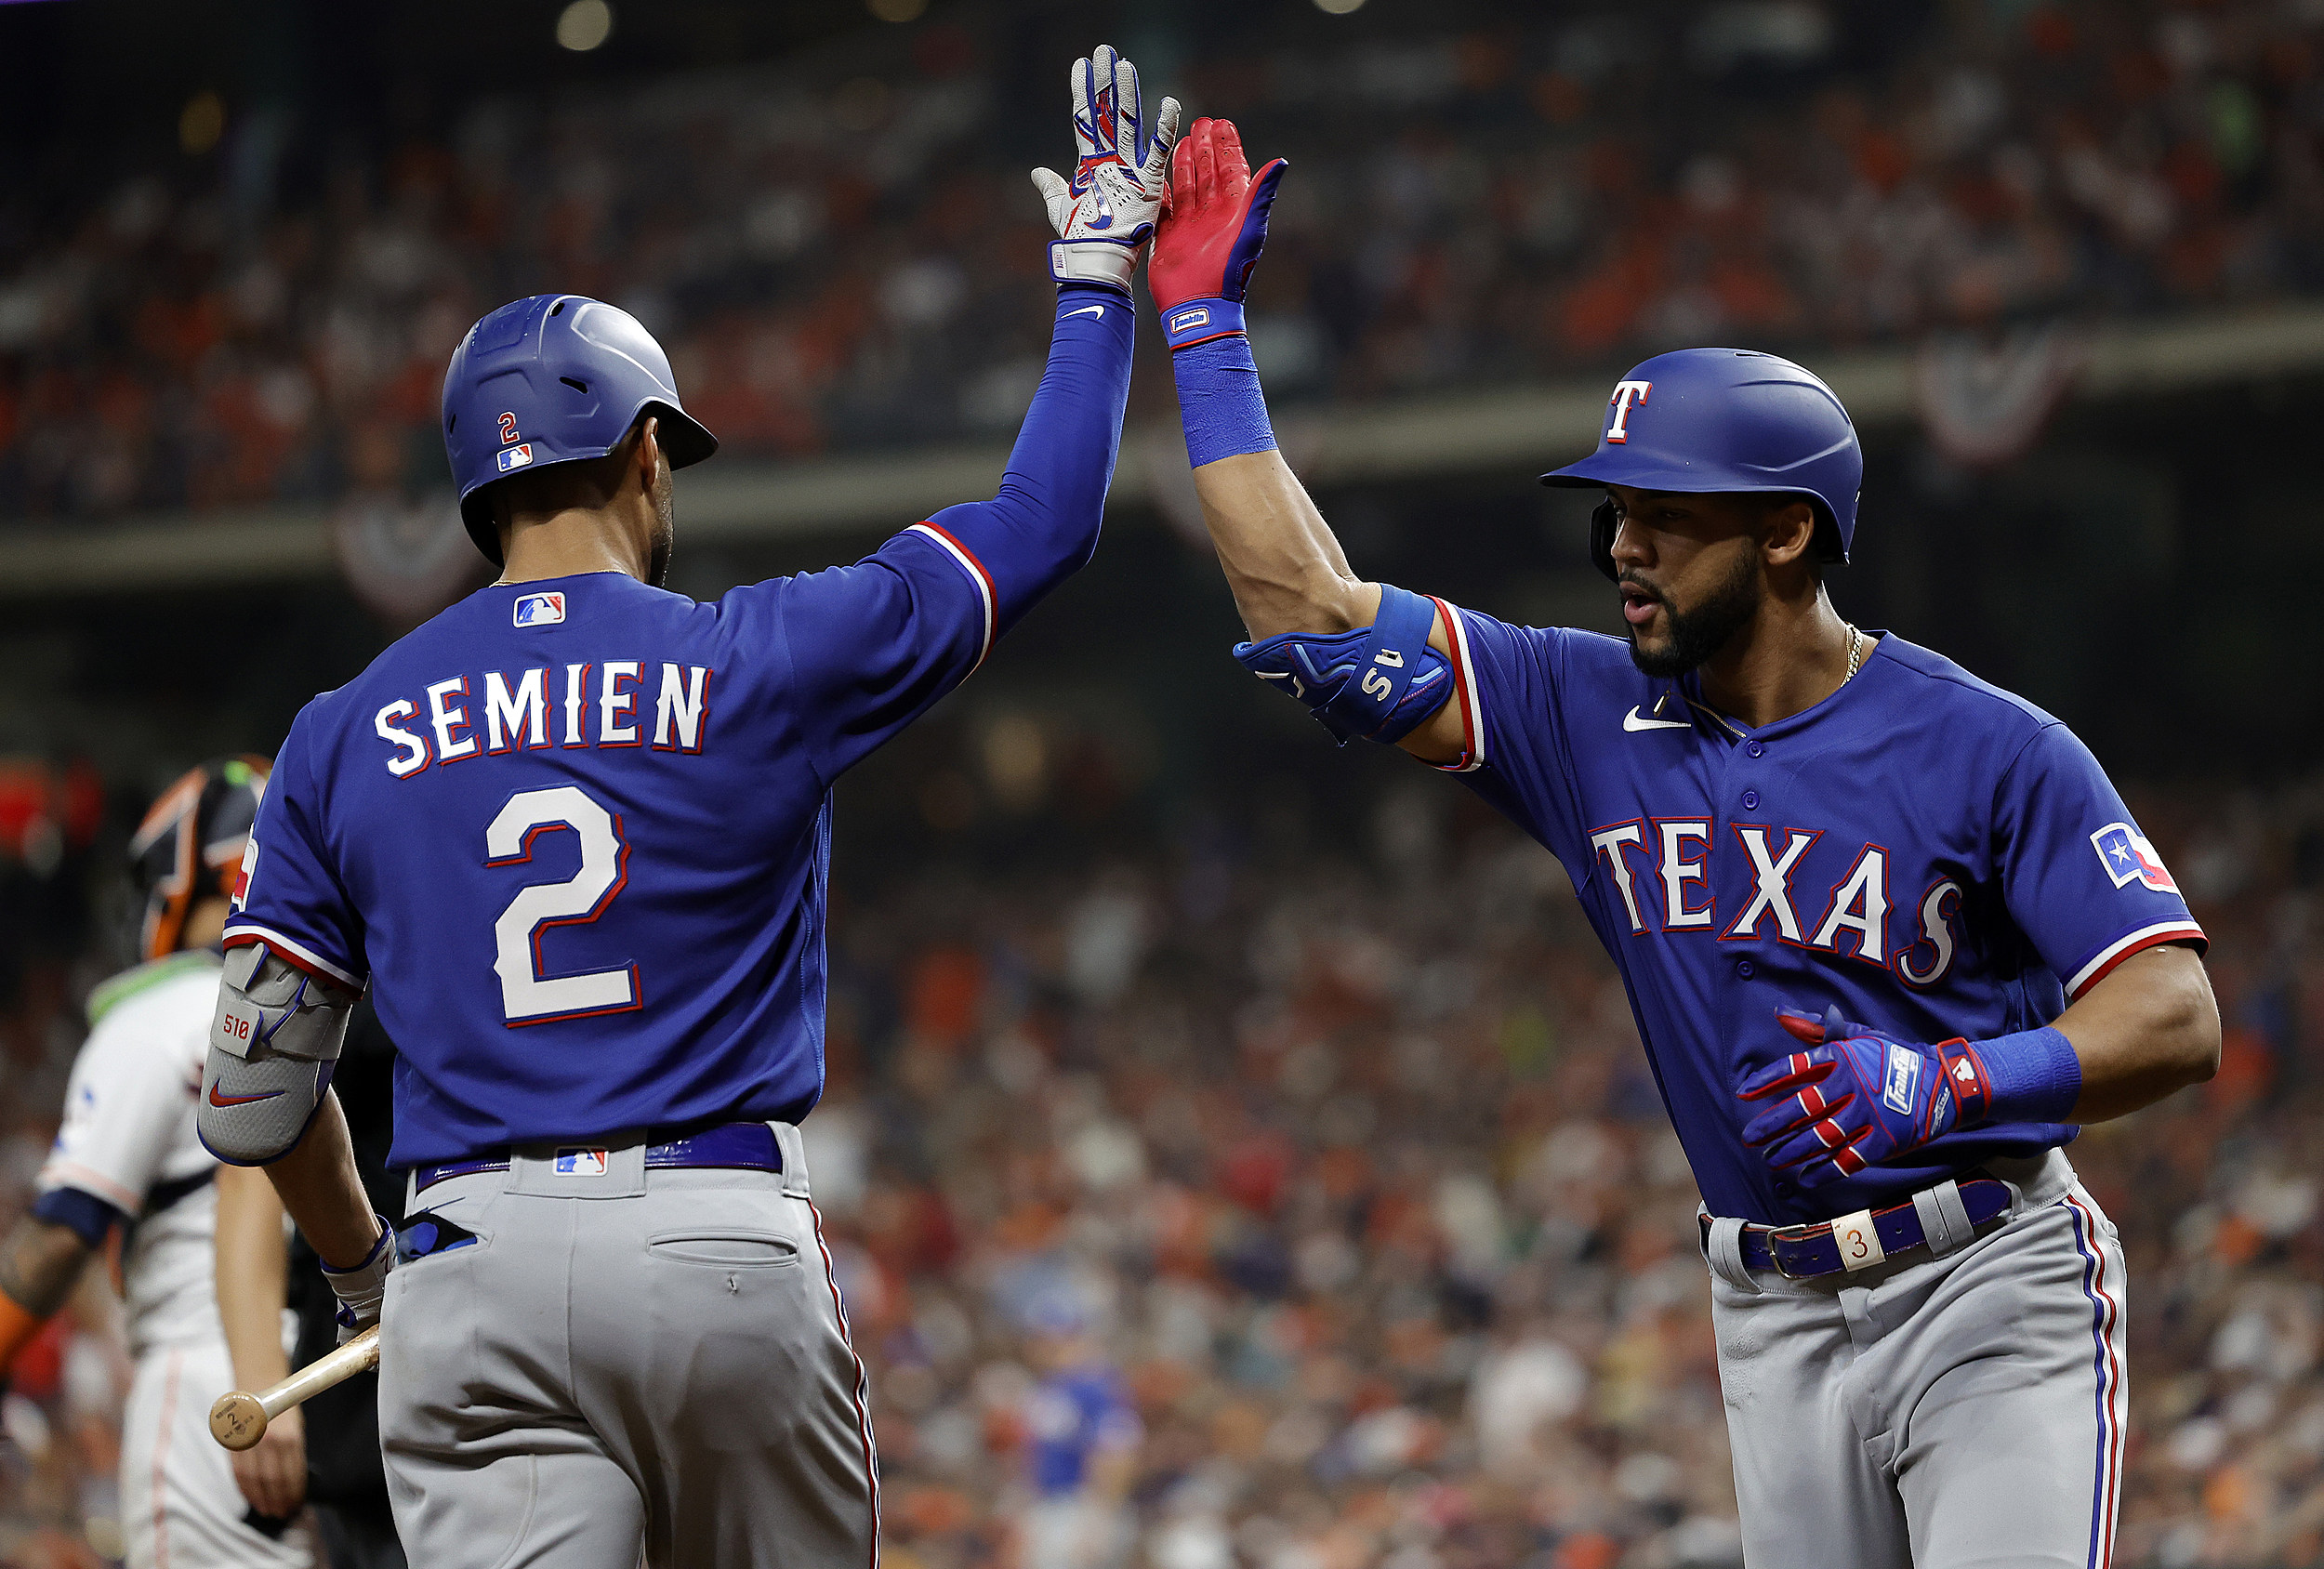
<box><xmin>1763</xmin><ymin>1220</ymin><xmax>1828</xmax><ymax>1280</ymax></box>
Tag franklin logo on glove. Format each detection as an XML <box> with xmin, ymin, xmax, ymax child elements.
<box><xmin>1882</xmin><ymin>1044</ymin><xmax>1920</xmax><ymax>1116</ymax></box>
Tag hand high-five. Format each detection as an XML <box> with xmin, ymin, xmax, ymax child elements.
<box><xmin>1032</xmin><ymin>45</ymin><xmax>1180</xmax><ymax>294</ymax></box>
<box><xmin>1151</xmin><ymin>117</ymin><xmax>1288</xmax><ymax>350</ymax></box>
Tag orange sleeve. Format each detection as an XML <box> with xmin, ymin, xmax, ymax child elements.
<box><xmin>0</xmin><ymin>1287</ymin><xmax>47</xmax><ymax>1378</ymax></box>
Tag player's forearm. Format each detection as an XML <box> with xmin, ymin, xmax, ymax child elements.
<box><xmin>1189</xmin><ymin>449</ymin><xmax>1373</xmax><ymax>639</ymax></box>
<box><xmin>0</xmin><ymin>1217</ymin><xmax>91</xmax><ymax>1320</ymax></box>
<box><xmin>215</xmin><ymin>1163</ymin><xmax>293</xmax><ymax>1389</ymax></box>
<box><xmin>0</xmin><ymin>1216</ymin><xmax>91</xmax><ymax>1374</ymax></box>
<box><xmin>2053</xmin><ymin>943</ymin><xmax>2220</xmax><ymax>1123</ymax></box>
<box><xmin>262</xmin><ymin>1091</ymin><xmax>382</xmax><ymax>1271</ymax></box>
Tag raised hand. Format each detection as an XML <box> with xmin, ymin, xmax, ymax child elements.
<box><xmin>1150</xmin><ymin>117</ymin><xmax>1287</xmax><ymax>349</ymax></box>
<box><xmin>1031</xmin><ymin>45</ymin><xmax>1179</xmax><ymax>294</ymax></box>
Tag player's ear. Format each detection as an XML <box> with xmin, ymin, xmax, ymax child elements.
<box><xmin>635</xmin><ymin>415</ymin><xmax>663</xmax><ymax>488</ymax></box>
<box><xmin>1760</xmin><ymin>499</ymin><xmax>1818</xmax><ymax>568</ymax></box>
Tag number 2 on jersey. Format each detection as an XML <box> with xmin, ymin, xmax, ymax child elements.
<box><xmin>485</xmin><ymin>785</ymin><xmax>640</xmax><ymax>1024</ymax></box>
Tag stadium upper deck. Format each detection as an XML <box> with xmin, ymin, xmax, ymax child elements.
<box><xmin>1</xmin><ymin>0</ymin><xmax>2320</xmax><ymax>528</ymax></box>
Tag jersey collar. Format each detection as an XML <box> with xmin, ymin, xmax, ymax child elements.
<box><xmin>1674</xmin><ymin>628</ymin><xmax>1895</xmax><ymax>745</ymax></box>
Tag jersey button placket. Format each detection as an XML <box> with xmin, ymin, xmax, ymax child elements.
<box><xmin>1729</xmin><ymin>738</ymin><xmax>1763</xmax><ymax>982</ymax></box>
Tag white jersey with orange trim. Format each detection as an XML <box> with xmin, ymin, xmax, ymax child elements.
<box><xmin>40</xmin><ymin>950</ymin><xmax>317</xmax><ymax>1569</ymax></box>
<box><xmin>1416</xmin><ymin>613</ymin><xmax>2204</xmax><ymax>1228</ymax></box>
<box><xmin>40</xmin><ymin>952</ymin><xmax>227</xmax><ymax>1357</ymax></box>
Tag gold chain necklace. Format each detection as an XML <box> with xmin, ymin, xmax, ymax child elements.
<box><xmin>1842</xmin><ymin>623</ymin><xmax>1864</xmax><ymax>682</ymax></box>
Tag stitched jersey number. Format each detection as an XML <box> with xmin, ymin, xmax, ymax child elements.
<box><xmin>485</xmin><ymin>785</ymin><xmax>640</xmax><ymax>1025</ymax></box>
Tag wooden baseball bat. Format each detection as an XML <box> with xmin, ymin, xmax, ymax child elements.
<box><xmin>209</xmin><ymin>1325</ymin><xmax>380</xmax><ymax>1452</ymax></box>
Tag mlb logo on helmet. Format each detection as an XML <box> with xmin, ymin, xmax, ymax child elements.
<box><xmin>513</xmin><ymin>591</ymin><xmax>566</xmax><ymax>628</ymax></box>
<box><xmin>497</xmin><ymin>442</ymin><xmax>535</xmax><ymax>473</ymax></box>
<box><xmin>2090</xmin><ymin>823</ymin><xmax>2178</xmax><ymax>893</ymax></box>
<box><xmin>554</xmin><ymin>1148</ymin><xmax>609</xmax><ymax>1177</ymax></box>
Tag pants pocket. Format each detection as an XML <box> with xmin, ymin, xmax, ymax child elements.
<box><xmin>645</xmin><ymin>1229</ymin><xmax>800</xmax><ymax>1269</ymax></box>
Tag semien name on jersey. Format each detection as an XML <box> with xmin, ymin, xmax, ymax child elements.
<box><xmin>374</xmin><ymin>661</ymin><xmax>713</xmax><ymax>777</ymax></box>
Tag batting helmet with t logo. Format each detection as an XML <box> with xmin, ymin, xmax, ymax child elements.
<box><xmin>1541</xmin><ymin>348</ymin><xmax>1863</xmax><ymax>582</ymax></box>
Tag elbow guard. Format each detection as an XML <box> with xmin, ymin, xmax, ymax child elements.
<box><xmin>1233</xmin><ymin>583</ymin><xmax>1453</xmax><ymax>745</ymax></box>
<box><xmin>199</xmin><ymin>943</ymin><xmax>355</xmax><ymax>1167</ymax></box>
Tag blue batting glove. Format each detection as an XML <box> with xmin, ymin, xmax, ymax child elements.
<box><xmin>1736</xmin><ymin>1007</ymin><xmax>1994</xmax><ymax>1189</ymax></box>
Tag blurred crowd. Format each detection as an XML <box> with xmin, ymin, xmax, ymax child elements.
<box><xmin>7</xmin><ymin>0</ymin><xmax>2324</xmax><ymax>525</ymax></box>
<box><xmin>3</xmin><ymin>760</ymin><xmax>2319</xmax><ymax>1568</ymax></box>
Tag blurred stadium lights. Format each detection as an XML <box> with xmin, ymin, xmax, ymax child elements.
<box><xmin>1314</xmin><ymin>0</ymin><xmax>1367</xmax><ymax>13</ymax></box>
<box><xmin>555</xmin><ymin>0</ymin><xmax>614</xmax><ymax>51</ymax></box>
<box><xmin>867</xmin><ymin>0</ymin><xmax>929</xmax><ymax>22</ymax></box>
<box><xmin>176</xmin><ymin>88</ymin><xmax>223</xmax><ymax>154</ymax></box>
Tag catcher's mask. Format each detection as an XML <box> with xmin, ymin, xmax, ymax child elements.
<box><xmin>129</xmin><ymin>755</ymin><xmax>271</xmax><ymax>961</ymax></box>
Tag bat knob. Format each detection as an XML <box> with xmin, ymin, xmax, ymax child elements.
<box><xmin>209</xmin><ymin>1391</ymin><xmax>269</xmax><ymax>1452</ymax></box>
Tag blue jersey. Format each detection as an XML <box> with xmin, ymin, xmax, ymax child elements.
<box><xmin>1423</xmin><ymin>608</ymin><xmax>2205</xmax><ymax>1226</ymax></box>
<box><xmin>223</xmin><ymin>290</ymin><xmax>1133</xmax><ymax>1168</ymax></box>
<box><xmin>1027</xmin><ymin>1364</ymin><xmax>1141</xmax><ymax>1496</ymax></box>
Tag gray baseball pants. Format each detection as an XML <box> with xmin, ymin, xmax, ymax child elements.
<box><xmin>1703</xmin><ymin>1150</ymin><xmax>2126</xmax><ymax>1569</ymax></box>
<box><xmin>376</xmin><ymin>1127</ymin><xmax>878</xmax><ymax>1569</ymax></box>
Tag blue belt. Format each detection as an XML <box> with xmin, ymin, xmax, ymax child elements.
<box><xmin>1702</xmin><ymin>1177</ymin><xmax>2014</xmax><ymax>1279</ymax></box>
<box><xmin>410</xmin><ymin>1121</ymin><xmax>783</xmax><ymax>1197</ymax></box>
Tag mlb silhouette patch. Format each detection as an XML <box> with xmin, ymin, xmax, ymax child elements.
<box><xmin>553</xmin><ymin>1147</ymin><xmax>608</xmax><ymax>1177</ymax></box>
<box><xmin>497</xmin><ymin>442</ymin><xmax>535</xmax><ymax>473</ymax></box>
<box><xmin>514</xmin><ymin>592</ymin><xmax>566</xmax><ymax>627</ymax></box>
<box><xmin>2090</xmin><ymin>823</ymin><xmax>2177</xmax><ymax>893</ymax></box>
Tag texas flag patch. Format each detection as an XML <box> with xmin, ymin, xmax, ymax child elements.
<box><xmin>496</xmin><ymin>442</ymin><xmax>535</xmax><ymax>473</ymax></box>
<box><xmin>230</xmin><ymin>839</ymin><xmax>257</xmax><ymax>911</ymax></box>
<box><xmin>2091</xmin><ymin>822</ymin><xmax>2178</xmax><ymax>893</ymax></box>
<box><xmin>513</xmin><ymin>591</ymin><xmax>565</xmax><ymax>627</ymax></box>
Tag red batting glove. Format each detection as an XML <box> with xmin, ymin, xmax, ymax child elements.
<box><xmin>1149</xmin><ymin>117</ymin><xmax>1287</xmax><ymax>350</ymax></box>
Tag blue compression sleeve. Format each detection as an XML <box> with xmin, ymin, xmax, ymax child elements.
<box><xmin>31</xmin><ymin>1187</ymin><xmax>123</xmax><ymax>1252</ymax></box>
<box><xmin>1975</xmin><ymin>1026</ymin><xmax>2084</xmax><ymax>1125</ymax></box>
<box><xmin>1173</xmin><ymin>334</ymin><xmax>1277</xmax><ymax>468</ymax></box>
<box><xmin>919</xmin><ymin>283</ymin><xmax>1134</xmax><ymax>637</ymax></box>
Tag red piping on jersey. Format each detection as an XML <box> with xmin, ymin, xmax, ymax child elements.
<box><xmin>1426</xmin><ymin>597</ymin><xmax>1481</xmax><ymax>772</ymax></box>
<box><xmin>909</xmin><ymin>521</ymin><xmax>997</xmax><ymax>673</ymax></box>
<box><xmin>2066</xmin><ymin>923</ymin><xmax>2207</xmax><ymax>1002</ymax></box>
<box><xmin>220</xmin><ymin>930</ymin><xmax>362</xmax><ymax>991</ymax></box>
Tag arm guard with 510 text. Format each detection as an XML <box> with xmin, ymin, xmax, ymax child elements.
<box><xmin>1232</xmin><ymin>583</ymin><xmax>1453</xmax><ymax>745</ymax></box>
<box><xmin>199</xmin><ymin>943</ymin><xmax>355</xmax><ymax>1166</ymax></box>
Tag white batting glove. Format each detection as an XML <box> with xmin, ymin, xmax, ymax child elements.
<box><xmin>1031</xmin><ymin>44</ymin><xmax>1179</xmax><ymax>294</ymax></box>
<box><xmin>321</xmin><ymin>1218</ymin><xmax>394</xmax><ymax>1342</ymax></box>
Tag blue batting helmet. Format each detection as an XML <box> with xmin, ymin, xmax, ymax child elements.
<box><xmin>1541</xmin><ymin>348</ymin><xmax>1861</xmax><ymax>582</ymax></box>
<box><xmin>441</xmin><ymin>294</ymin><xmax>719</xmax><ymax>563</ymax></box>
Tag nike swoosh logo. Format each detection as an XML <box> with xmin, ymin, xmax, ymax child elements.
<box><xmin>208</xmin><ymin>1081</ymin><xmax>284</xmax><ymax>1108</ymax></box>
<box><xmin>1064</xmin><ymin>304</ymin><xmax>1107</xmax><ymax>319</ymax></box>
<box><xmin>1623</xmin><ymin>706</ymin><xmax>1694</xmax><ymax>732</ymax></box>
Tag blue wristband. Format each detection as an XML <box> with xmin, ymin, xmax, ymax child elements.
<box><xmin>1174</xmin><ymin>333</ymin><xmax>1276</xmax><ymax>469</ymax></box>
<box><xmin>1977</xmin><ymin>1026</ymin><xmax>2083</xmax><ymax>1125</ymax></box>
<box><xmin>1162</xmin><ymin>297</ymin><xmax>1246</xmax><ymax>351</ymax></box>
